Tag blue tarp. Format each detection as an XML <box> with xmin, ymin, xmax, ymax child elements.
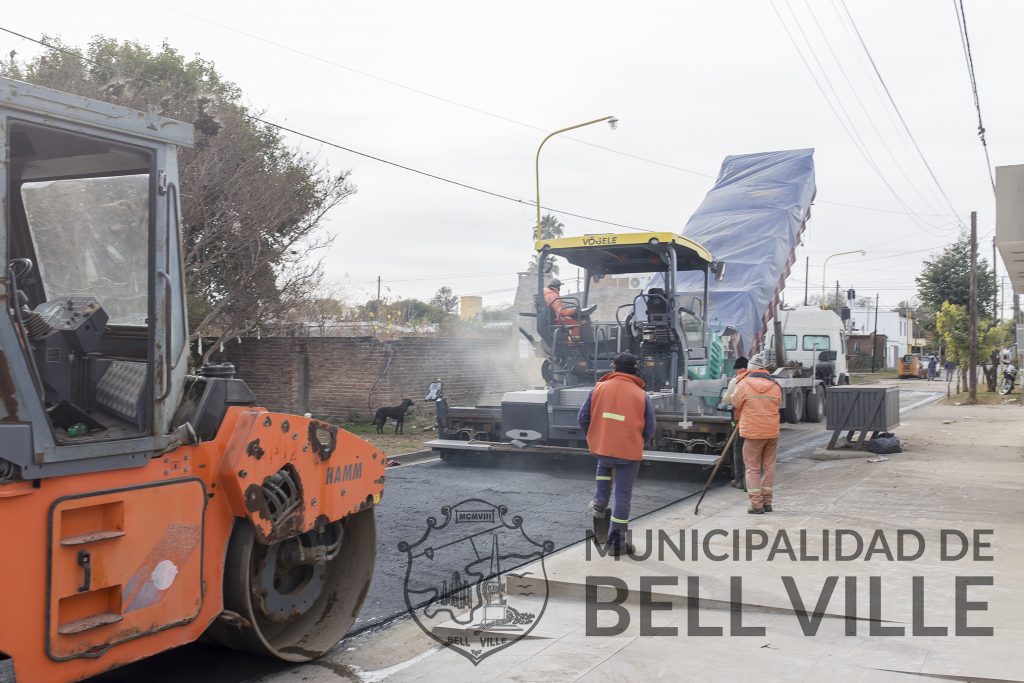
<box><xmin>650</xmin><ymin>149</ymin><xmax>816</xmax><ymax>355</ymax></box>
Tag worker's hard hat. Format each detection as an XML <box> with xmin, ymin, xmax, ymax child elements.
<box><xmin>548</xmin><ymin>278</ymin><xmax>562</xmax><ymax>289</ymax></box>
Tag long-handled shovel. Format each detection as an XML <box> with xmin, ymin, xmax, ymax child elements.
<box><xmin>694</xmin><ymin>426</ymin><xmax>738</xmax><ymax>515</ymax></box>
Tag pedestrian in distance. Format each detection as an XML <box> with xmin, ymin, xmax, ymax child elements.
<box><xmin>577</xmin><ymin>352</ymin><xmax>655</xmax><ymax>556</ymax></box>
<box><xmin>720</xmin><ymin>356</ymin><xmax>749</xmax><ymax>490</ymax></box>
<box><xmin>944</xmin><ymin>359</ymin><xmax>955</xmax><ymax>382</ymax></box>
<box><xmin>927</xmin><ymin>356</ymin><xmax>938</xmax><ymax>382</ymax></box>
<box><xmin>732</xmin><ymin>353</ymin><xmax>783</xmax><ymax>514</ymax></box>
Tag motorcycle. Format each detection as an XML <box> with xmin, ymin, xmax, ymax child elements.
<box><xmin>999</xmin><ymin>363</ymin><xmax>1017</xmax><ymax>396</ymax></box>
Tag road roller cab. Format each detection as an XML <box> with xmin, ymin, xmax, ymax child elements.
<box><xmin>0</xmin><ymin>77</ymin><xmax>384</xmax><ymax>681</ymax></box>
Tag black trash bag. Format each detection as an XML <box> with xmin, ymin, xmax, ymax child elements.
<box><xmin>866</xmin><ymin>434</ymin><xmax>902</xmax><ymax>454</ymax></box>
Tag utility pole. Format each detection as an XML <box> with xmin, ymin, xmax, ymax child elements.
<box><xmin>835</xmin><ymin>281</ymin><xmax>840</xmax><ymax>312</ymax></box>
<box><xmin>969</xmin><ymin>211</ymin><xmax>978</xmax><ymax>403</ymax></box>
<box><xmin>993</xmin><ymin>237</ymin><xmax>998</xmax><ymax>323</ymax></box>
<box><xmin>907</xmin><ymin>305</ymin><xmax>913</xmax><ymax>354</ymax></box>
<box><xmin>870</xmin><ymin>293</ymin><xmax>879</xmax><ymax>372</ymax></box>
<box><xmin>376</xmin><ymin>276</ymin><xmax>382</xmax><ymax>303</ymax></box>
<box><xmin>804</xmin><ymin>257</ymin><xmax>809</xmax><ymax>306</ymax></box>
<box><xmin>1015</xmin><ymin>290</ymin><xmax>1021</xmax><ymax>325</ymax></box>
<box><xmin>1000</xmin><ymin>276</ymin><xmax>1005</xmax><ymax>324</ymax></box>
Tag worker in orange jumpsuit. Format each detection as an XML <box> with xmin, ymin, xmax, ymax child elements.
<box><xmin>577</xmin><ymin>353</ymin><xmax>656</xmax><ymax>556</ymax></box>
<box><xmin>542</xmin><ymin>278</ymin><xmax>582</xmax><ymax>341</ymax></box>
<box><xmin>731</xmin><ymin>353</ymin><xmax>782</xmax><ymax>514</ymax></box>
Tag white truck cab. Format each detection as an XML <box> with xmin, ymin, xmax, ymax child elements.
<box><xmin>766</xmin><ymin>306</ymin><xmax>849</xmax><ymax>384</ymax></box>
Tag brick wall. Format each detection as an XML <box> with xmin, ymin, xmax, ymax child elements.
<box><xmin>222</xmin><ymin>336</ymin><xmax>526</xmax><ymax>420</ymax></box>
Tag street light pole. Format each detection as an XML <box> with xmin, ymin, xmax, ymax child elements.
<box><xmin>821</xmin><ymin>249</ymin><xmax>866</xmax><ymax>310</ymax></box>
<box><xmin>535</xmin><ymin>116</ymin><xmax>618</xmax><ymax>242</ymax></box>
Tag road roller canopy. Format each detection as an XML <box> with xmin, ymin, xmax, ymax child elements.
<box><xmin>534</xmin><ymin>231</ymin><xmax>713</xmax><ymax>275</ymax></box>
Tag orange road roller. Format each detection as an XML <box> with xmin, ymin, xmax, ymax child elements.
<box><xmin>0</xmin><ymin>77</ymin><xmax>384</xmax><ymax>682</ymax></box>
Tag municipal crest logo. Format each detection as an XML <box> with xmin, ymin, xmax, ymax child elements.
<box><xmin>398</xmin><ymin>499</ymin><xmax>553</xmax><ymax>665</ymax></box>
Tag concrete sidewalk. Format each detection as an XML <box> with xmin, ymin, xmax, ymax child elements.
<box><xmin>286</xmin><ymin>399</ymin><xmax>1024</xmax><ymax>683</ymax></box>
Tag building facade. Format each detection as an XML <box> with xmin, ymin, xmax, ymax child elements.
<box><xmin>847</xmin><ymin>307</ymin><xmax>909</xmax><ymax>369</ymax></box>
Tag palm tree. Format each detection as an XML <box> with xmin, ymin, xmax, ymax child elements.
<box><xmin>529</xmin><ymin>214</ymin><xmax>565</xmax><ymax>273</ymax></box>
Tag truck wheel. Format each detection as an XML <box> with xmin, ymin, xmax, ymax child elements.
<box><xmin>782</xmin><ymin>389</ymin><xmax>804</xmax><ymax>424</ymax></box>
<box><xmin>803</xmin><ymin>386</ymin><xmax>825</xmax><ymax>423</ymax></box>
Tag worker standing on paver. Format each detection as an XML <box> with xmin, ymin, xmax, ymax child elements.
<box><xmin>721</xmin><ymin>356</ymin><xmax>749</xmax><ymax>490</ymax></box>
<box><xmin>578</xmin><ymin>352</ymin><xmax>656</xmax><ymax>555</ymax></box>
<box><xmin>732</xmin><ymin>353</ymin><xmax>782</xmax><ymax>514</ymax></box>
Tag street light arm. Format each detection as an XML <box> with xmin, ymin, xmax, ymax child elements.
<box><xmin>820</xmin><ymin>249</ymin><xmax>867</xmax><ymax>310</ymax></box>
<box><xmin>535</xmin><ymin>116</ymin><xmax>616</xmax><ymax>242</ymax></box>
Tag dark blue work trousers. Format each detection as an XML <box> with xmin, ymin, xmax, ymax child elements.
<box><xmin>592</xmin><ymin>455</ymin><xmax>641</xmax><ymax>546</ymax></box>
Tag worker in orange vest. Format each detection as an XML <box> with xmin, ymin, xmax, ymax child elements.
<box><xmin>577</xmin><ymin>353</ymin><xmax>656</xmax><ymax>556</ymax></box>
<box><xmin>731</xmin><ymin>353</ymin><xmax>782</xmax><ymax>514</ymax></box>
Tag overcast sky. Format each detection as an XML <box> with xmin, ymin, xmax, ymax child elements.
<box><xmin>3</xmin><ymin>0</ymin><xmax>1021</xmax><ymax>314</ymax></box>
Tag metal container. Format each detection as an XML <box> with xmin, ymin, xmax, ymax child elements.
<box><xmin>501</xmin><ymin>390</ymin><xmax>550</xmax><ymax>441</ymax></box>
<box><xmin>825</xmin><ymin>385</ymin><xmax>900</xmax><ymax>432</ymax></box>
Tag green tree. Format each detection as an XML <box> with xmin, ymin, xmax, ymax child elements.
<box><xmin>430</xmin><ymin>286</ymin><xmax>459</xmax><ymax>314</ymax></box>
<box><xmin>2</xmin><ymin>38</ymin><xmax>356</xmax><ymax>359</ymax></box>
<box><xmin>915</xmin><ymin>234</ymin><xmax>997</xmax><ymax>318</ymax></box>
<box><xmin>934</xmin><ymin>302</ymin><xmax>1007</xmax><ymax>393</ymax></box>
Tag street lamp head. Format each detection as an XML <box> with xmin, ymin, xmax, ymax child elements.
<box><xmin>859</xmin><ymin>250</ymin><xmax>866</xmax><ymax>256</ymax></box>
<box><xmin>607</xmin><ymin>116</ymin><xmax>619</xmax><ymax>130</ymax></box>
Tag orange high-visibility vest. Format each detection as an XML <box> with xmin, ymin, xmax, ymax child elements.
<box><xmin>586</xmin><ymin>372</ymin><xmax>647</xmax><ymax>460</ymax></box>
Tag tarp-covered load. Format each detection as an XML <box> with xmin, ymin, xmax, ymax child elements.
<box><xmin>650</xmin><ymin>149</ymin><xmax>816</xmax><ymax>355</ymax></box>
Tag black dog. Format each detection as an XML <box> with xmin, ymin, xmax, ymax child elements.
<box><xmin>374</xmin><ymin>399</ymin><xmax>414</xmax><ymax>434</ymax></box>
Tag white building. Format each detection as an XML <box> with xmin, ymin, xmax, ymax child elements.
<box><xmin>847</xmin><ymin>307</ymin><xmax>910</xmax><ymax>369</ymax></box>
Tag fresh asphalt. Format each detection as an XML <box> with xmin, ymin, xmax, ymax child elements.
<box><xmin>63</xmin><ymin>384</ymin><xmax>942</xmax><ymax>683</ymax></box>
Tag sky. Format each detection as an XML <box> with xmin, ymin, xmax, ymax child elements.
<box><xmin>2</xmin><ymin>0</ymin><xmax>1020</xmax><ymax>314</ymax></box>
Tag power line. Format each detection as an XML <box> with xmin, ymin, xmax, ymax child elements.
<box><xmin>801</xmin><ymin>0</ymin><xmax>950</xmax><ymax>219</ymax></box>
<box><xmin>814</xmin><ymin>199</ymin><xmax>955</xmax><ymax>217</ymax></box>
<box><xmin>771</xmin><ymin>1</ymin><xmax>954</xmax><ymax>237</ymax></box>
<box><xmin>2</xmin><ymin>21</ymin><xmax>971</xmax><ymax>235</ymax></box>
<box><xmin>827</xmin><ymin>0</ymin><xmax>951</xmax><ymax>214</ymax></box>
<box><xmin>150</xmin><ymin>0</ymin><xmax>714</xmax><ymax>181</ymax></box>
<box><xmin>0</xmin><ymin>25</ymin><xmax>656</xmax><ymax>234</ymax></box>
<box><xmin>837</xmin><ymin>0</ymin><xmax>967</xmax><ymax>227</ymax></box>
<box><xmin>249</xmin><ymin>114</ymin><xmax>647</xmax><ymax>229</ymax></box>
<box><xmin>952</xmin><ymin>0</ymin><xmax>996</xmax><ymax>194</ymax></box>
<box><xmin>135</xmin><ymin>5</ymin><xmax>964</xmax><ymax>224</ymax></box>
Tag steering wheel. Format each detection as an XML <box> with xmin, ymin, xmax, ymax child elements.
<box><xmin>9</xmin><ymin>258</ymin><xmax>33</xmax><ymax>280</ymax></box>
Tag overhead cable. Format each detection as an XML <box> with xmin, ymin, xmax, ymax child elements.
<box><xmin>837</xmin><ymin>0</ymin><xmax>967</xmax><ymax>226</ymax></box>
<box><xmin>0</xmin><ymin>25</ymin><xmax>655</xmax><ymax>234</ymax></box>
<box><xmin>952</xmin><ymin>0</ymin><xmax>996</xmax><ymax>194</ymax></box>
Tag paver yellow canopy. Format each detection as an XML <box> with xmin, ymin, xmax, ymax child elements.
<box><xmin>0</xmin><ymin>77</ymin><xmax>384</xmax><ymax>682</ymax></box>
<box><xmin>534</xmin><ymin>231</ymin><xmax>713</xmax><ymax>274</ymax></box>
